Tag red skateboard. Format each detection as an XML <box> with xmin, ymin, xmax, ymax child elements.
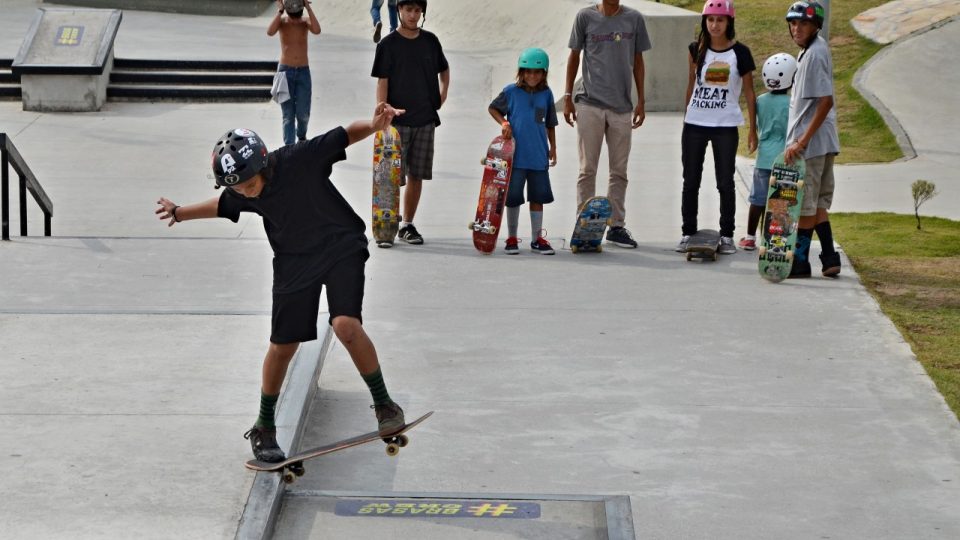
<box><xmin>469</xmin><ymin>135</ymin><xmax>514</xmax><ymax>254</ymax></box>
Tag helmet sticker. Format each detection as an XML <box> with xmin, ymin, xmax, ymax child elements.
<box><xmin>239</xmin><ymin>145</ymin><xmax>254</xmax><ymax>159</ymax></box>
<box><xmin>234</xmin><ymin>128</ymin><xmax>255</xmax><ymax>137</ymax></box>
<box><xmin>220</xmin><ymin>154</ymin><xmax>237</xmax><ymax>174</ymax></box>
<box><xmin>223</xmin><ymin>174</ymin><xmax>241</xmax><ymax>185</ymax></box>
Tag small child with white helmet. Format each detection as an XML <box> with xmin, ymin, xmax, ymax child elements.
<box><xmin>738</xmin><ymin>52</ymin><xmax>797</xmax><ymax>250</ymax></box>
<box><xmin>488</xmin><ymin>48</ymin><xmax>559</xmax><ymax>255</ymax></box>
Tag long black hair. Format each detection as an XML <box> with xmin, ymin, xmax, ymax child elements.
<box><xmin>694</xmin><ymin>15</ymin><xmax>736</xmax><ymax>84</ymax></box>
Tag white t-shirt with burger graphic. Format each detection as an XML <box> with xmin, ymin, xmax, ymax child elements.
<box><xmin>684</xmin><ymin>41</ymin><xmax>755</xmax><ymax>127</ymax></box>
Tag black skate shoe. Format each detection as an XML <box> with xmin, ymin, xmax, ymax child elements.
<box><xmin>244</xmin><ymin>425</ymin><xmax>286</xmax><ymax>463</ymax></box>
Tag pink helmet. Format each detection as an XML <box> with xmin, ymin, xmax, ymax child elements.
<box><xmin>702</xmin><ymin>0</ymin><xmax>735</xmax><ymax>18</ymax></box>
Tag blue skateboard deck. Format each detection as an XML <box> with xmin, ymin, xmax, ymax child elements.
<box><xmin>570</xmin><ymin>196</ymin><xmax>612</xmax><ymax>253</ymax></box>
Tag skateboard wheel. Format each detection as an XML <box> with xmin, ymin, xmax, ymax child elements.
<box><xmin>686</xmin><ymin>253</ymin><xmax>692</xmax><ymax>262</ymax></box>
<box><xmin>769</xmin><ymin>177</ymin><xmax>777</xmax><ymax>187</ymax></box>
<box><xmin>571</xmin><ymin>245</ymin><xmax>579</xmax><ymax>253</ymax></box>
<box><xmin>797</xmin><ymin>180</ymin><xmax>805</xmax><ymax>189</ymax></box>
<box><xmin>758</xmin><ymin>246</ymin><xmax>767</xmax><ymax>256</ymax></box>
<box><xmin>468</xmin><ymin>222</ymin><xmax>476</xmax><ymax>231</ymax></box>
<box><xmin>397</xmin><ymin>434</ymin><xmax>409</xmax><ymax>447</ymax></box>
<box><xmin>712</xmin><ymin>253</ymin><xmax>718</xmax><ymax>262</ymax></box>
<box><xmin>489</xmin><ymin>226</ymin><xmax>497</xmax><ymax>235</ymax></box>
<box><xmin>786</xmin><ymin>250</ymin><xmax>794</xmax><ymax>261</ymax></box>
<box><xmin>282</xmin><ymin>471</ymin><xmax>296</xmax><ymax>484</ymax></box>
<box><xmin>596</xmin><ymin>245</ymin><xmax>603</xmax><ymax>253</ymax></box>
<box><xmin>386</xmin><ymin>443</ymin><xmax>400</xmax><ymax>457</ymax></box>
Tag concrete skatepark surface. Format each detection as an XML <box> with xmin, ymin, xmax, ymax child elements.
<box><xmin>1</xmin><ymin>1</ymin><xmax>959</xmax><ymax>538</ymax></box>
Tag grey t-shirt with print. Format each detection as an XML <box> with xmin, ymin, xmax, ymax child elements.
<box><xmin>787</xmin><ymin>35</ymin><xmax>840</xmax><ymax>158</ymax></box>
<box><xmin>568</xmin><ymin>4</ymin><xmax>652</xmax><ymax>114</ymax></box>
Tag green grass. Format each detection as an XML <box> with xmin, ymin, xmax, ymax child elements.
<box><xmin>832</xmin><ymin>212</ymin><xmax>960</xmax><ymax>421</ymax></box>
<box><xmin>659</xmin><ymin>0</ymin><xmax>902</xmax><ymax>164</ymax></box>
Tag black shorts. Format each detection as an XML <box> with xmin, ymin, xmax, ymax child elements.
<box><xmin>270</xmin><ymin>251</ymin><xmax>368</xmax><ymax>344</ymax></box>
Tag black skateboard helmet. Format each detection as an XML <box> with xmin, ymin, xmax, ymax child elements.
<box><xmin>397</xmin><ymin>0</ymin><xmax>427</xmax><ymax>15</ymax></box>
<box><xmin>211</xmin><ymin>128</ymin><xmax>269</xmax><ymax>188</ymax></box>
<box><xmin>785</xmin><ymin>1</ymin><xmax>825</xmax><ymax>29</ymax></box>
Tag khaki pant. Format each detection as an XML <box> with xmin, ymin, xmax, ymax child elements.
<box><xmin>576</xmin><ymin>102</ymin><xmax>633</xmax><ymax>227</ymax></box>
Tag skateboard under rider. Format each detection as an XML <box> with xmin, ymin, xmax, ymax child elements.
<box><xmin>569</xmin><ymin>196</ymin><xmax>612</xmax><ymax>253</ymax></box>
<box><xmin>685</xmin><ymin>229</ymin><xmax>721</xmax><ymax>262</ymax></box>
<box><xmin>469</xmin><ymin>135</ymin><xmax>514</xmax><ymax>254</ymax></box>
<box><xmin>758</xmin><ymin>152</ymin><xmax>806</xmax><ymax>282</ymax></box>
<box><xmin>245</xmin><ymin>411</ymin><xmax>433</xmax><ymax>484</ymax></box>
<box><xmin>372</xmin><ymin>126</ymin><xmax>402</xmax><ymax>248</ymax></box>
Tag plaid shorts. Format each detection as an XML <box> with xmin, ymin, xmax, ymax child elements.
<box><xmin>396</xmin><ymin>124</ymin><xmax>435</xmax><ymax>183</ymax></box>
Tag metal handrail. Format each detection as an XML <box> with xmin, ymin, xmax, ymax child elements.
<box><xmin>1</xmin><ymin>133</ymin><xmax>52</xmax><ymax>240</ymax></box>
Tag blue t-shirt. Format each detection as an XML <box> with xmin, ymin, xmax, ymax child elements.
<box><xmin>756</xmin><ymin>91</ymin><xmax>790</xmax><ymax>170</ymax></box>
<box><xmin>489</xmin><ymin>84</ymin><xmax>558</xmax><ymax>170</ymax></box>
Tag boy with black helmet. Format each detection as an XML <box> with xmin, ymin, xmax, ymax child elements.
<box><xmin>783</xmin><ymin>0</ymin><xmax>842</xmax><ymax>278</ymax></box>
<box><xmin>372</xmin><ymin>0</ymin><xmax>449</xmax><ymax>245</ymax></box>
<box><xmin>154</xmin><ymin>102</ymin><xmax>408</xmax><ymax>463</ymax></box>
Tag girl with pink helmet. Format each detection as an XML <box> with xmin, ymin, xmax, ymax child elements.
<box><xmin>677</xmin><ymin>0</ymin><xmax>758</xmax><ymax>255</ymax></box>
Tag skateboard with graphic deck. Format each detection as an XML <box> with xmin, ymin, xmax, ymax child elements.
<box><xmin>245</xmin><ymin>411</ymin><xmax>433</xmax><ymax>484</ymax></box>
<box><xmin>758</xmin><ymin>152</ymin><xmax>805</xmax><ymax>282</ymax></box>
<box><xmin>569</xmin><ymin>196</ymin><xmax>612</xmax><ymax>253</ymax></box>
<box><xmin>469</xmin><ymin>135</ymin><xmax>514</xmax><ymax>254</ymax></box>
<box><xmin>685</xmin><ymin>229</ymin><xmax>720</xmax><ymax>261</ymax></box>
<box><xmin>372</xmin><ymin>127</ymin><xmax>402</xmax><ymax>248</ymax></box>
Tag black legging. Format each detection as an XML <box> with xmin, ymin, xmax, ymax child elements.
<box><xmin>680</xmin><ymin>123</ymin><xmax>739</xmax><ymax>237</ymax></box>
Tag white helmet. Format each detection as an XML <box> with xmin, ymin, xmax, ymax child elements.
<box><xmin>761</xmin><ymin>53</ymin><xmax>798</xmax><ymax>91</ymax></box>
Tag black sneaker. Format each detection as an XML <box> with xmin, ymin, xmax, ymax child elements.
<box><xmin>373</xmin><ymin>21</ymin><xmax>383</xmax><ymax>43</ymax></box>
<box><xmin>788</xmin><ymin>260</ymin><xmax>812</xmax><ymax>279</ymax></box>
<box><xmin>398</xmin><ymin>224</ymin><xmax>424</xmax><ymax>244</ymax></box>
<box><xmin>606</xmin><ymin>226</ymin><xmax>637</xmax><ymax>248</ymax></box>
<box><xmin>243</xmin><ymin>425</ymin><xmax>286</xmax><ymax>462</ymax></box>
<box><xmin>372</xmin><ymin>401</ymin><xmax>405</xmax><ymax>436</ymax></box>
<box><xmin>820</xmin><ymin>252</ymin><xmax>841</xmax><ymax>278</ymax></box>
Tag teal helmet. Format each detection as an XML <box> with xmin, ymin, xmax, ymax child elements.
<box><xmin>518</xmin><ymin>48</ymin><xmax>549</xmax><ymax>70</ymax></box>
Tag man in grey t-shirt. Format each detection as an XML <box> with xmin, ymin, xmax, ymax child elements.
<box><xmin>783</xmin><ymin>0</ymin><xmax>842</xmax><ymax>279</ymax></box>
<box><xmin>563</xmin><ymin>0</ymin><xmax>651</xmax><ymax>248</ymax></box>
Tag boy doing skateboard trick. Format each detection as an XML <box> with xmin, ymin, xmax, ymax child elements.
<box><xmin>154</xmin><ymin>103</ymin><xmax>406</xmax><ymax>463</ymax></box>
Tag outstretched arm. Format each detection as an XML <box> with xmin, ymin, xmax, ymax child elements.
<box><xmin>156</xmin><ymin>196</ymin><xmax>220</xmax><ymax>227</ymax></box>
<box><xmin>345</xmin><ymin>102</ymin><xmax>405</xmax><ymax>146</ymax></box>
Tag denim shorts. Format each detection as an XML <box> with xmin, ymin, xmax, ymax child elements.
<box><xmin>749</xmin><ymin>167</ymin><xmax>771</xmax><ymax>206</ymax></box>
<box><xmin>506</xmin><ymin>168</ymin><xmax>554</xmax><ymax>207</ymax></box>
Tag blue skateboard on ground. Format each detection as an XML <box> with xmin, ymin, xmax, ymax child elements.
<box><xmin>570</xmin><ymin>196</ymin><xmax>612</xmax><ymax>253</ymax></box>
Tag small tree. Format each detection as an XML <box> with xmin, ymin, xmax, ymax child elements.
<box><xmin>911</xmin><ymin>180</ymin><xmax>938</xmax><ymax>230</ymax></box>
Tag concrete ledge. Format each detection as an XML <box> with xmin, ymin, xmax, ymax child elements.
<box><xmin>44</xmin><ymin>0</ymin><xmax>272</xmax><ymax>17</ymax></box>
<box><xmin>235</xmin><ymin>324</ymin><xmax>334</xmax><ymax>540</ymax></box>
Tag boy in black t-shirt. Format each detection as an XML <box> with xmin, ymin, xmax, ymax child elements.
<box><xmin>155</xmin><ymin>103</ymin><xmax>407</xmax><ymax>463</ymax></box>
<box><xmin>371</xmin><ymin>0</ymin><xmax>449</xmax><ymax>245</ymax></box>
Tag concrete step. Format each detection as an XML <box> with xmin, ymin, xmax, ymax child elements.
<box><xmin>106</xmin><ymin>84</ymin><xmax>270</xmax><ymax>101</ymax></box>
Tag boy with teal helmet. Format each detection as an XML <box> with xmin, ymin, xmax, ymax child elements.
<box><xmin>488</xmin><ymin>48</ymin><xmax>559</xmax><ymax>254</ymax></box>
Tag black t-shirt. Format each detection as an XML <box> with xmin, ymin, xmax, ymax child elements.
<box><xmin>218</xmin><ymin>127</ymin><xmax>368</xmax><ymax>294</ymax></box>
<box><xmin>371</xmin><ymin>30</ymin><xmax>449</xmax><ymax>128</ymax></box>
